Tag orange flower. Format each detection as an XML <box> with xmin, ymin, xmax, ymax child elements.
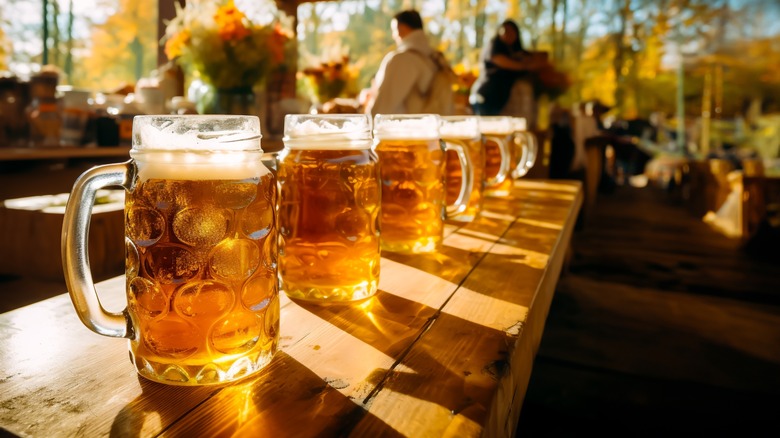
<box><xmin>268</xmin><ymin>24</ymin><xmax>290</xmax><ymax>63</ymax></box>
<box><xmin>164</xmin><ymin>30</ymin><xmax>190</xmax><ymax>60</ymax></box>
<box><xmin>214</xmin><ymin>1</ymin><xmax>251</xmax><ymax>41</ymax></box>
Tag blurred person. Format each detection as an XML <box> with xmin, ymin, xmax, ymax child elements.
<box><xmin>469</xmin><ymin>19</ymin><xmax>543</xmax><ymax>117</ymax></box>
<box><xmin>364</xmin><ymin>10</ymin><xmax>437</xmax><ymax>116</ymax></box>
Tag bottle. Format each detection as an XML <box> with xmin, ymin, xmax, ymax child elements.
<box><xmin>27</xmin><ymin>72</ymin><xmax>61</xmax><ymax>147</ymax></box>
<box><xmin>117</xmin><ymin>94</ymin><xmax>144</xmax><ymax>147</ymax></box>
<box><xmin>95</xmin><ymin>94</ymin><xmax>122</xmax><ymax>147</ymax></box>
<box><xmin>0</xmin><ymin>76</ymin><xmax>15</xmax><ymax>145</ymax></box>
<box><xmin>60</xmin><ymin>88</ymin><xmax>92</xmax><ymax>146</ymax></box>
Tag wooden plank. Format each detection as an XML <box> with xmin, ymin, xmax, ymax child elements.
<box><xmin>0</xmin><ymin>278</ymin><xmax>217</xmax><ymax>438</ymax></box>
<box><xmin>0</xmin><ymin>180</ymin><xmax>581</xmax><ymax>437</ymax></box>
<box><xmin>350</xmin><ymin>182</ymin><xmax>582</xmax><ymax>437</ymax></box>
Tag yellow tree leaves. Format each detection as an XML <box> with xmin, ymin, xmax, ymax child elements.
<box><xmin>78</xmin><ymin>0</ymin><xmax>157</xmax><ymax>91</ymax></box>
<box><xmin>0</xmin><ymin>26</ymin><xmax>9</xmax><ymax>71</ymax></box>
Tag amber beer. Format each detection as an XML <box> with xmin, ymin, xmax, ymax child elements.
<box><xmin>62</xmin><ymin>115</ymin><xmax>278</xmax><ymax>386</ymax></box>
<box><xmin>278</xmin><ymin>114</ymin><xmax>380</xmax><ymax>303</ymax></box>
<box><xmin>374</xmin><ymin>114</ymin><xmax>471</xmax><ymax>253</ymax></box>
<box><xmin>441</xmin><ymin>116</ymin><xmax>484</xmax><ymax>222</ymax></box>
<box><xmin>479</xmin><ymin>116</ymin><xmax>516</xmax><ymax>197</ymax></box>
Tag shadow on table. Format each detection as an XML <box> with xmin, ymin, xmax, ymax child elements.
<box><xmin>296</xmin><ymin>291</ymin><xmax>510</xmax><ymax>430</ymax></box>
<box><xmin>109</xmin><ymin>352</ymin><xmax>404</xmax><ymax>437</ymax></box>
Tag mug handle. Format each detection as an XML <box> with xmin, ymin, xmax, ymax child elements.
<box><xmin>511</xmin><ymin>132</ymin><xmax>531</xmax><ymax>179</ymax></box>
<box><xmin>62</xmin><ymin>161</ymin><xmax>136</xmax><ymax>339</ymax></box>
<box><xmin>442</xmin><ymin>139</ymin><xmax>473</xmax><ymax>217</ymax></box>
<box><xmin>524</xmin><ymin>131</ymin><xmax>539</xmax><ymax>171</ymax></box>
<box><xmin>484</xmin><ymin>134</ymin><xmax>510</xmax><ymax>187</ymax></box>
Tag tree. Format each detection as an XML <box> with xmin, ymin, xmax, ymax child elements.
<box><xmin>0</xmin><ymin>19</ymin><xmax>9</xmax><ymax>71</ymax></box>
<box><xmin>79</xmin><ymin>0</ymin><xmax>157</xmax><ymax>91</ymax></box>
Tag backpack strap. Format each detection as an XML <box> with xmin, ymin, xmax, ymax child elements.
<box><xmin>404</xmin><ymin>49</ymin><xmax>457</xmax><ymax>94</ymax></box>
<box><xmin>429</xmin><ymin>51</ymin><xmax>457</xmax><ymax>81</ymax></box>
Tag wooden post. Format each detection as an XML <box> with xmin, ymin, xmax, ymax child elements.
<box><xmin>700</xmin><ymin>66</ymin><xmax>712</xmax><ymax>157</ymax></box>
<box><xmin>157</xmin><ymin>0</ymin><xmax>180</xmax><ymax>67</ymax></box>
<box><xmin>42</xmin><ymin>0</ymin><xmax>49</xmax><ymax>65</ymax></box>
<box><xmin>675</xmin><ymin>38</ymin><xmax>685</xmax><ymax>154</ymax></box>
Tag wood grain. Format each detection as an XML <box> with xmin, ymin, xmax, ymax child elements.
<box><xmin>0</xmin><ymin>180</ymin><xmax>582</xmax><ymax>438</ymax></box>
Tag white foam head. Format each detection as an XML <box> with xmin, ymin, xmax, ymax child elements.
<box><xmin>131</xmin><ymin>115</ymin><xmax>267</xmax><ymax>180</ymax></box>
<box><xmin>373</xmin><ymin>114</ymin><xmax>440</xmax><ymax>140</ymax></box>
<box><xmin>478</xmin><ymin>116</ymin><xmax>514</xmax><ymax>136</ymax></box>
<box><xmin>439</xmin><ymin>116</ymin><xmax>480</xmax><ymax>139</ymax></box>
<box><xmin>284</xmin><ymin>114</ymin><xmax>372</xmax><ymax>149</ymax></box>
<box><xmin>512</xmin><ymin>117</ymin><xmax>527</xmax><ymax>131</ymax></box>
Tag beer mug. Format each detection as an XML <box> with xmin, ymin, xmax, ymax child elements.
<box><xmin>278</xmin><ymin>114</ymin><xmax>380</xmax><ymax>303</ymax></box>
<box><xmin>373</xmin><ymin>114</ymin><xmax>472</xmax><ymax>254</ymax></box>
<box><xmin>479</xmin><ymin>116</ymin><xmax>517</xmax><ymax>197</ymax></box>
<box><xmin>510</xmin><ymin>117</ymin><xmax>538</xmax><ymax>178</ymax></box>
<box><xmin>62</xmin><ymin>115</ymin><xmax>279</xmax><ymax>386</ymax></box>
<box><xmin>440</xmin><ymin>115</ymin><xmax>483</xmax><ymax>222</ymax></box>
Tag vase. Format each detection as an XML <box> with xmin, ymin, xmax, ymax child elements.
<box><xmin>200</xmin><ymin>86</ymin><xmax>268</xmax><ymax>137</ymax></box>
<box><xmin>210</xmin><ymin>87</ymin><xmax>256</xmax><ymax>115</ymax></box>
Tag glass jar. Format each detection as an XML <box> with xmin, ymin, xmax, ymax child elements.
<box><xmin>62</xmin><ymin>115</ymin><xmax>279</xmax><ymax>385</ymax></box>
<box><xmin>27</xmin><ymin>72</ymin><xmax>61</xmax><ymax>148</ymax></box>
<box><xmin>277</xmin><ymin>114</ymin><xmax>380</xmax><ymax>304</ymax></box>
<box><xmin>60</xmin><ymin>88</ymin><xmax>93</xmax><ymax>146</ymax></box>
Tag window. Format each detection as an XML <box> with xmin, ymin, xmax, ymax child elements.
<box><xmin>0</xmin><ymin>0</ymin><xmax>159</xmax><ymax>91</ymax></box>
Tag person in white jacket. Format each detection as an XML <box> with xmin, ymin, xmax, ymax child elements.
<box><xmin>365</xmin><ymin>10</ymin><xmax>436</xmax><ymax>116</ymax></box>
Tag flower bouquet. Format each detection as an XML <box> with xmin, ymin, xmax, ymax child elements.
<box><xmin>452</xmin><ymin>63</ymin><xmax>479</xmax><ymax>97</ymax></box>
<box><xmin>451</xmin><ymin>63</ymin><xmax>479</xmax><ymax>111</ymax></box>
<box><xmin>300</xmin><ymin>55</ymin><xmax>360</xmax><ymax>105</ymax></box>
<box><xmin>163</xmin><ymin>0</ymin><xmax>294</xmax><ymax>113</ymax></box>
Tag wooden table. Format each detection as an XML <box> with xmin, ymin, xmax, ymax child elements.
<box><xmin>0</xmin><ymin>180</ymin><xmax>582</xmax><ymax>438</ymax></box>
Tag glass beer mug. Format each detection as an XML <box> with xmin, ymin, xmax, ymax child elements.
<box><xmin>510</xmin><ymin>117</ymin><xmax>538</xmax><ymax>179</ymax></box>
<box><xmin>373</xmin><ymin>114</ymin><xmax>472</xmax><ymax>254</ymax></box>
<box><xmin>479</xmin><ymin>115</ymin><xmax>517</xmax><ymax>197</ymax></box>
<box><xmin>440</xmin><ymin>115</ymin><xmax>484</xmax><ymax>222</ymax></box>
<box><xmin>277</xmin><ymin>114</ymin><xmax>380</xmax><ymax>304</ymax></box>
<box><xmin>62</xmin><ymin>115</ymin><xmax>279</xmax><ymax>386</ymax></box>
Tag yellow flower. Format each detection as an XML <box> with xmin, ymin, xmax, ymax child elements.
<box><xmin>302</xmin><ymin>55</ymin><xmax>359</xmax><ymax>103</ymax></box>
<box><xmin>163</xmin><ymin>0</ymin><xmax>294</xmax><ymax>90</ymax></box>
<box><xmin>164</xmin><ymin>30</ymin><xmax>190</xmax><ymax>60</ymax></box>
<box><xmin>269</xmin><ymin>24</ymin><xmax>290</xmax><ymax>63</ymax></box>
<box><xmin>214</xmin><ymin>1</ymin><xmax>250</xmax><ymax>41</ymax></box>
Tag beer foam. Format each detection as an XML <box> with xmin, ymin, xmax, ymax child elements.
<box><xmin>373</xmin><ymin>117</ymin><xmax>439</xmax><ymax>140</ymax></box>
<box><xmin>131</xmin><ymin>116</ymin><xmax>267</xmax><ymax>180</ymax></box>
<box><xmin>134</xmin><ymin>115</ymin><xmax>262</xmax><ymax>152</ymax></box>
<box><xmin>478</xmin><ymin>117</ymin><xmax>514</xmax><ymax>135</ymax></box>
<box><xmin>439</xmin><ymin>119</ymin><xmax>479</xmax><ymax>139</ymax></box>
<box><xmin>512</xmin><ymin>117</ymin><xmax>527</xmax><ymax>131</ymax></box>
<box><xmin>134</xmin><ymin>150</ymin><xmax>269</xmax><ymax>181</ymax></box>
<box><xmin>283</xmin><ymin>115</ymin><xmax>372</xmax><ymax>149</ymax></box>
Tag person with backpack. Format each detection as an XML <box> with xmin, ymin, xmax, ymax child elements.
<box><xmin>364</xmin><ymin>9</ymin><xmax>455</xmax><ymax>116</ymax></box>
<box><xmin>470</xmin><ymin>20</ymin><xmax>543</xmax><ymax>118</ymax></box>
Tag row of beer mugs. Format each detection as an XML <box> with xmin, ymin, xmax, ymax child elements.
<box><xmin>276</xmin><ymin>113</ymin><xmax>535</xmax><ymax>298</ymax></box>
<box><xmin>61</xmin><ymin>114</ymin><xmax>536</xmax><ymax>386</ymax></box>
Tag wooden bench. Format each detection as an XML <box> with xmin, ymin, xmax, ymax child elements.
<box><xmin>0</xmin><ymin>192</ymin><xmax>125</xmax><ymax>280</ymax></box>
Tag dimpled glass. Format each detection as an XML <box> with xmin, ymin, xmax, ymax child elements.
<box><xmin>124</xmin><ymin>115</ymin><xmax>278</xmax><ymax>385</ymax></box>
<box><xmin>278</xmin><ymin>114</ymin><xmax>380</xmax><ymax>303</ymax></box>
